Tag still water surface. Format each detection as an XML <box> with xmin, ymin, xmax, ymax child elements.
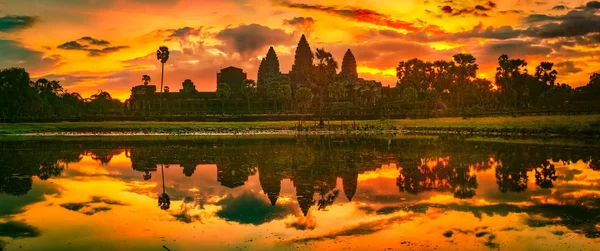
<box><xmin>0</xmin><ymin>136</ymin><xmax>599</xmax><ymax>250</ymax></box>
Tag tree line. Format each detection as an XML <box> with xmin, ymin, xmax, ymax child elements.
<box><xmin>0</xmin><ymin>68</ymin><xmax>122</xmax><ymax>121</ymax></box>
<box><xmin>1</xmin><ymin>51</ymin><xmax>599</xmax><ymax>121</ymax></box>
<box><xmin>392</xmin><ymin>54</ymin><xmax>600</xmax><ymax>114</ymax></box>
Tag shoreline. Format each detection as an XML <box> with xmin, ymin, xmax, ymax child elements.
<box><xmin>1</xmin><ymin>115</ymin><xmax>598</xmax><ymax>138</ymax></box>
<box><xmin>2</xmin><ymin>128</ymin><xmax>596</xmax><ymax>138</ymax></box>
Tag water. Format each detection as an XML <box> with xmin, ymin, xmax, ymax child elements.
<box><xmin>0</xmin><ymin>136</ymin><xmax>599</xmax><ymax>250</ymax></box>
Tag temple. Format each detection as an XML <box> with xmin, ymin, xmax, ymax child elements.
<box><xmin>126</xmin><ymin>35</ymin><xmax>386</xmax><ymax>115</ymax></box>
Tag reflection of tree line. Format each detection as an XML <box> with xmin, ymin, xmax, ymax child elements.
<box><xmin>1</xmin><ymin>138</ymin><xmax>599</xmax><ymax>215</ymax></box>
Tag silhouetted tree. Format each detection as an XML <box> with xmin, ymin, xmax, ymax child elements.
<box><xmin>216</xmin><ymin>83</ymin><xmax>231</xmax><ymax>113</ymax></box>
<box><xmin>156</xmin><ymin>46</ymin><xmax>169</xmax><ymax>93</ymax></box>
<box><xmin>314</xmin><ymin>48</ymin><xmax>338</xmax><ymax>124</ymax></box>
<box><xmin>241</xmin><ymin>79</ymin><xmax>257</xmax><ymax>112</ymax></box>
<box><xmin>452</xmin><ymin>53</ymin><xmax>478</xmax><ymax>110</ymax></box>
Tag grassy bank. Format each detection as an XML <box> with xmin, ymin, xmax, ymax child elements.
<box><xmin>0</xmin><ymin>115</ymin><xmax>599</xmax><ymax>136</ymax></box>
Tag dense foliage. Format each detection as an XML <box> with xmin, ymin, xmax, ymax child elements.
<box><xmin>0</xmin><ymin>68</ymin><xmax>123</xmax><ymax>121</ymax></box>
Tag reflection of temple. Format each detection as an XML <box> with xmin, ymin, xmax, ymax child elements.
<box><xmin>3</xmin><ymin>138</ymin><xmax>600</xmax><ymax>216</ymax></box>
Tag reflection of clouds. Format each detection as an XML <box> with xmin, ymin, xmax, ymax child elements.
<box><xmin>0</xmin><ymin>179</ymin><xmax>60</xmax><ymax>217</ymax></box>
<box><xmin>288</xmin><ymin>212</ymin><xmax>416</xmax><ymax>243</ymax></box>
<box><xmin>0</xmin><ymin>220</ymin><xmax>41</xmax><ymax>238</ymax></box>
<box><xmin>59</xmin><ymin>196</ymin><xmax>127</xmax><ymax>216</ymax></box>
<box><xmin>216</xmin><ymin>191</ymin><xmax>297</xmax><ymax>225</ymax></box>
<box><xmin>286</xmin><ymin>214</ymin><xmax>317</xmax><ymax>231</ymax></box>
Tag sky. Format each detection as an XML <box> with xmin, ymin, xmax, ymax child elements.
<box><xmin>1</xmin><ymin>0</ymin><xmax>600</xmax><ymax>101</ymax></box>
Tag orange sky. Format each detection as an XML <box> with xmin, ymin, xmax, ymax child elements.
<box><xmin>1</xmin><ymin>0</ymin><xmax>599</xmax><ymax>101</ymax></box>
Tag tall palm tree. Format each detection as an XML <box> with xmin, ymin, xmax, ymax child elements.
<box><xmin>142</xmin><ymin>75</ymin><xmax>151</xmax><ymax>86</ymax></box>
<box><xmin>314</xmin><ymin>48</ymin><xmax>338</xmax><ymax>125</ymax></box>
<box><xmin>156</xmin><ymin>46</ymin><xmax>170</xmax><ymax>93</ymax></box>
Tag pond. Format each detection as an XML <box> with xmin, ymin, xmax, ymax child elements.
<box><xmin>0</xmin><ymin>136</ymin><xmax>599</xmax><ymax>250</ymax></box>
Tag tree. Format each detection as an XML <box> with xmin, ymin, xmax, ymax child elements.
<box><xmin>241</xmin><ymin>79</ymin><xmax>257</xmax><ymax>112</ymax></box>
<box><xmin>495</xmin><ymin>54</ymin><xmax>529</xmax><ymax>108</ymax></box>
<box><xmin>267</xmin><ymin>75</ymin><xmax>292</xmax><ymax>111</ymax></box>
<box><xmin>328</xmin><ymin>80</ymin><xmax>345</xmax><ymax>102</ymax></box>
<box><xmin>275</xmin><ymin>83</ymin><xmax>292</xmax><ymax>111</ymax></box>
<box><xmin>142</xmin><ymin>75</ymin><xmax>151</xmax><ymax>86</ymax></box>
<box><xmin>156</xmin><ymin>46</ymin><xmax>169</xmax><ymax>93</ymax></box>
<box><xmin>0</xmin><ymin>68</ymin><xmax>38</xmax><ymax>121</ymax></box>
<box><xmin>452</xmin><ymin>53</ymin><xmax>478</xmax><ymax>110</ymax></box>
<box><xmin>216</xmin><ymin>83</ymin><xmax>231</xmax><ymax>113</ymax></box>
<box><xmin>295</xmin><ymin>87</ymin><xmax>314</xmax><ymax>111</ymax></box>
<box><xmin>314</xmin><ymin>48</ymin><xmax>338</xmax><ymax>125</ymax></box>
<box><xmin>400</xmin><ymin>87</ymin><xmax>418</xmax><ymax>111</ymax></box>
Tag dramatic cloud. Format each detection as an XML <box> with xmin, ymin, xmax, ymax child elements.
<box><xmin>524</xmin><ymin>10</ymin><xmax>600</xmax><ymax>38</ymax></box>
<box><xmin>215</xmin><ymin>24</ymin><xmax>293</xmax><ymax>57</ymax></box>
<box><xmin>0</xmin><ymin>15</ymin><xmax>37</xmax><ymax>32</ymax></box>
<box><xmin>162</xmin><ymin>26</ymin><xmax>205</xmax><ymax>41</ymax></box>
<box><xmin>216</xmin><ymin>192</ymin><xmax>296</xmax><ymax>225</ymax></box>
<box><xmin>275</xmin><ymin>0</ymin><xmax>445</xmax><ymax>34</ymax></box>
<box><xmin>439</xmin><ymin>1</ymin><xmax>497</xmax><ymax>17</ymax></box>
<box><xmin>556</xmin><ymin>61</ymin><xmax>584</xmax><ymax>74</ymax></box>
<box><xmin>283</xmin><ymin>17</ymin><xmax>315</xmax><ymax>37</ymax></box>
<box><xmin>57</xmin><ymin>37</ymin><xmax>129</xmax><ymax>57</ymax></box>
<box><xmin>585</xmin><ymin>1</ymin><xmax>600</xmax><ymax>11</ymax></box>
<box><xmin>79</xmin><ymin>37</ymin><xmax>110</xmax><ymax>46</ymax></box>
<box><xmin>1</xmin><ymin>40</ymin><xmax>63</xmax><ymax>74</ymax></box>
<box><xmin>481</xmin><ymin>40</ymin><xmax>552</xmax><ymax>61</ymax></box>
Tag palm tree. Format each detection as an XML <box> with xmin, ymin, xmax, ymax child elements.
<box><xmin>314</xmin><ymin>48</ymin><xmax>338</xmax><ymax>125</ymax></box>
<box><xmin>156</xmin><ymin>46</ymin><xmax>169</xmax><ymax>93</ymax></box>
<box><xmin>142</xmin><ymin>75</ymin><xmax>151</xmax><ymax>86</ymax></box>
<box><xmin>241</xmin><ymin>79</ymin><xmax>257</xmax><ymax>113</ymax></box>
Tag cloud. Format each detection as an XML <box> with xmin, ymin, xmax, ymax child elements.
<box><xmin>551</xmin><ymin>5</ymin><xmax>569</xmax><ymax>11</ymax></box>
<box><xmin>0</xmin><ymin>221</ymin><xmax>41</xmax><ymax>239</ymax></box>
<box><xmin>439</xmin><ymin>1</ymin><xmax>497</xmax><ymax>17</ymax></box>
<box><xmin>0</xmin><ymin>15</ymin><xmax>38</xmax><ymax>32</ymax></box>
<box><xmin>274</xmin><ymin>0</ymin><xmax>445</xmax><ymax>34</ymax></box>
<box><xmin>162</xmin><ymin>26</ymin><xmax>204</xmax><ymax>41</ymax></box>
<box><xmin>216</xmin><ymin>192</ymin><xmax>296</xmax><ymax>225</ymax></box>
<box><xmin>79</xmin><ymin>36</ymin><xmax>110</xmax><ymax>46</ymax></box>
<box><xmin>482</xmin><ymin>40</ymin><xmax>552</xmax><ymax>58</ymax></box>
<box><xmin>215</xmin><ymin>23</ymin><xmax>293</xmax><ymax>57</ymax></box>
<box><xmin>57</xmin><ymin>37</ymin><xmax>129</xmax><ymax>57</ymax></box>
<box><xmin>283</xmin><ymin>17</ymin><xmax>315</xmax><ymax>37</ymax></box>
<box><xmin>585</xmin><ymin>1</ymin><xmax>600</xmax><ymax>11</ymax></box>
<box><xmin>0</xmin><ymin>39</ymin><xmax>63</xmax><ymax>74</ymax></box>
<box><xmin>556</xmin><ymin>61</ymin><xmax>584</xmax><ymax>74</ymax></box>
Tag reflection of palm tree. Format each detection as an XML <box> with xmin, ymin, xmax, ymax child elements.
<box><xmin>158</xmin><ymin>164</ymin><xmax>170</xmax><ymax>210</ymax></box>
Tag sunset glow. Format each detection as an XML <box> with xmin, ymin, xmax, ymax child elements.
<box><xmin>2</xmin><ymin>0</ymin><xmax>599</xmax><ymax>101</ymax></box>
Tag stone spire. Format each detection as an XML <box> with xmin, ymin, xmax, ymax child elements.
<box><xmin>258</xmin><ymin>166</ymin><xmax>282</xmax><ymax>206</ymax></box>
<box><xmin>340</xmin><ymin>49</ymin><xmax>358</xmax><ymax>79</ymax></box>
<box><xmin>290</xmin><ymin>34</ymin><xmax>314</xmax><ymax>89</ymax></box>
<box><xmin>342</xmin><ymin>171</ymin><xmax>358</xmax><ymax>201</ymax></box>
<box><xmin>257</xmin><ymin>46</ymin><xmax>280</xmax><ymax>92</ymax></box>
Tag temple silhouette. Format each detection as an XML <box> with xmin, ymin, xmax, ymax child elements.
<box><xmin>125</xmin><ymin>35</ymin><xmax>390</xmax><ymax>113</ymax></box>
